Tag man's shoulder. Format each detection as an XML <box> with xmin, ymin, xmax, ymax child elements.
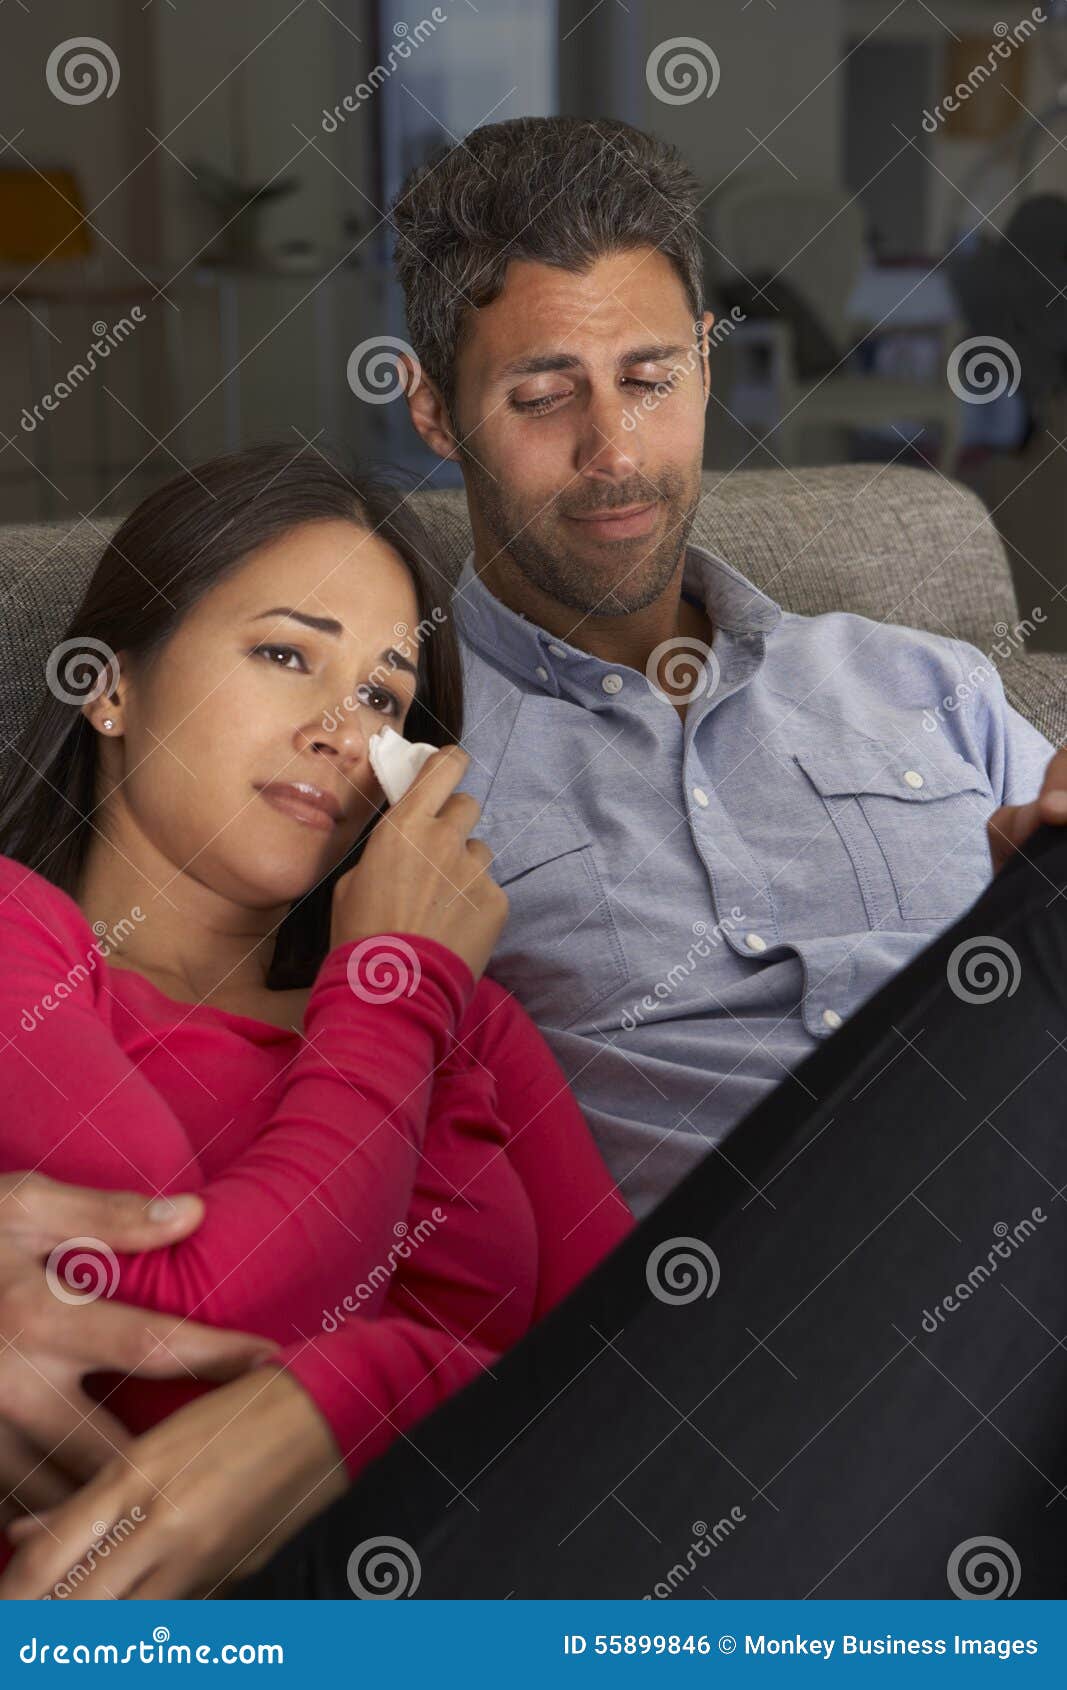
<box><xmin>769</xmin><ymin>605</ymin><xmax>982</xmax><ymax>696</ymax></box>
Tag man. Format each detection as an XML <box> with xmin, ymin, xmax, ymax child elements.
<box><xmin>2</xmin><ymin>116</ymin><xmax>1067</xmax><ymax>1593</ymax></box>
<box><xmin>393</xmin><ymin>115</ymin><xmax>1061</xmax><ymax>1218</ymax></box>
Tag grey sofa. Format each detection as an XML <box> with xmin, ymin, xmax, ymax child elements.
<box><xmin>1</xmin><ymin>465</ymin><xmax>1064</xmax><ymax>754</ymax></box>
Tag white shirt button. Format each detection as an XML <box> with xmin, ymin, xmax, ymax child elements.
<box><xmin>601</xmin><ymin>673</ymin><xmax>623</xmax><ymax>694</ymax></box>
<box><xmin>745</xmin><ymin>932</ymin><xmax>767</xmax><ymax>953</ymax></box>
<box><xmin>822</xmin><ymin>1008</ymin><xmax>843</xmax><ymax>1030</ymax></box>
<box><xmin>692</xmin><ymin>786</ymin><xmax>710</xmax><ymax>807</ymax></box>
<box><xmin>903</xmin><ymin>769</ymin><xmax>924</xmax><ymax>788</ymax></box>
<box><xmin>547</xmin><ymin>644</ymin><xmax>567</xmax><ymax>658</ymax></box>
<box><xmin>534</xmin><ymin>666</ymin><xmax>549</xmax><ymax>684</ymax></box>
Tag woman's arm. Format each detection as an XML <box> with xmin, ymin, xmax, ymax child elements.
<box><xmin>0</xmin><ymin>859</ymin><xmax>474</xmax><ymax>1340</ymax></box>
<box><xmin>461</xmin><ymin>980</ymin><xmax>636</xmax><ymax>1318</ymax></box>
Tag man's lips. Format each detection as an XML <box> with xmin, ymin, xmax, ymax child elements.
<box><xmin>255</xmin><ymin>782</ymin><xmax>343</xmax><ymax>833</ymax></box>
<box><xmin>563</xmin><ymin>501</ymin><xmax>660</xmax><ymax>540</ymax></box>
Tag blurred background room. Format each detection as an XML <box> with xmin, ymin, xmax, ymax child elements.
<box><xmin>4</xmin><ymin>0</ymin><xmax>1067</xmax><ymax>640</ymax></box>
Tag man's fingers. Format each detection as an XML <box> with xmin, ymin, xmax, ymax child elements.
<box><xmin>17</xmin><ymin>1387</ymin><xmax>133</xmax><ymax>1484</ymax></box>
<box><xmin>20</xmin><ymin>1298</ymin><xmax>277</xmax><ymax>1379</ymax></box>
<box><xmin>1037</xmin><ymin>744</ymin><xmax>1067</xmax><ymax>806</ymax></box>
<box><xmin>0</xmin><ymin>1172</ymin><xmax>205</xmax><ymax>1255</ymax></box>
<box><xmin>0</xmin><ymin>1424</ymin><xmax>76</xmax><ymax>1517</ymax></box>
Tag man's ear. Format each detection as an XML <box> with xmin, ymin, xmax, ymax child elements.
<box><xmin>405</xmin><ymin>364</ymin><xmax>461</xmax><ymax>462</ymax></box>
<box><xmin>699</xmin><ymin>310</ymin><xmax>715</xmax><ymax>406</ymax></box>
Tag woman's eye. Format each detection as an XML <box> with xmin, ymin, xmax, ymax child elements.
<box><xmin>356</xmin><ymin>682</ymin><xmax>400</xmax><ymax>716</ymax></box>
<box><xmin>252</xmin><ymin>643</ymin><xmax>306</xmax><ymax>670</ymax></box>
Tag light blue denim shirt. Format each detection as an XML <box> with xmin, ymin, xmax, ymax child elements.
<box><xmin>452</xmin><ymin>545</ymin><xmax>1054</xmax><ymax>1220</ymax></box>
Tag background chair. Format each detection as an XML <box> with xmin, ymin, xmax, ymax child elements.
<box><xmin>708</xmin><ymin>182</ymin><xmax>963</xmax><ymax>471</ymax></box>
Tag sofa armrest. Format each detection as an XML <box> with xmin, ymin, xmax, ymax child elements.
<box><xmin>1000</xmin><ymin>652</ymin><xmax>1067</xmax><ymax>748</ymax></box>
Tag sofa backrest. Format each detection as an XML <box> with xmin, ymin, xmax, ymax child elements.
<box><xmin>0</xmin><ymin>465</ymin><xmax>1018</xmax><ymax>756</ymax></box>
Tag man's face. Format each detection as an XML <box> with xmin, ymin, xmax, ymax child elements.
<box><xmin>450</xmin><ymin>247</ymin><xmax>710</xmax><ymax>618</ymax></box>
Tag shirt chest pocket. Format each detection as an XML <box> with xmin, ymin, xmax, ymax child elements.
<box><xmin>479</xmin><ymin>801</ymin><xmax>629</xmax><ymax>1031</ymax></box>
<box><xmin>793</xmin><ymin>740</ymin><xmax>994</xmax><ymax>923</ymax></box>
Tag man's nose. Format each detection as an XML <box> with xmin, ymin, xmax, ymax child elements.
<box><xmin>575</xmin><ymin>387</ymin><xmax>643</xmax><ymax>481</ymax></box>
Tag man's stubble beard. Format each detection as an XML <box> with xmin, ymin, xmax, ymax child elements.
<box><xmin>462</xmin><ymin>452</ymin><xmax>702</xmax><ymax>617</ymax></box>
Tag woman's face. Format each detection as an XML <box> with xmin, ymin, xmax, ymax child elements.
<box><xmin>93</xmin><ymin>518</ymin><xmax>424</xmax><ymax>908</ymax></box>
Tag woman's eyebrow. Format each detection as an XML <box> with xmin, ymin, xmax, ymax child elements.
<box><xmin>251</xmin><ymin>609</ymin><xmax>419</xmax><ymax>678</ymax></box>
<box><xmin>253</xmin><ymin>606</ymin><xmax>343</xmax><ymax>636</ymax></box>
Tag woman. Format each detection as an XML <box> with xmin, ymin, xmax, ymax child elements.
<box><xmin>0</xmin><ymin>441</ymin><xmax>634</xmax><ymax>1592</ymax></box>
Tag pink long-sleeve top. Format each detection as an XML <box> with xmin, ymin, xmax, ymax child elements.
<box><xmin>0</xmin><ymin>853</ymin><xmax>634</xmax><ymax>1560</ymax></box>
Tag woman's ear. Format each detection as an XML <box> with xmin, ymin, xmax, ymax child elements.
<box><xmin>81</xmin><ymin>650</ymin><xmax>127</xmax><ymax>738</ymax></box>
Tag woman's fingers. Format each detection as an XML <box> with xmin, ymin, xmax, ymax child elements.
<box><xmin>0</xmin><ymin>1469</ymin><xmax>145</xmax><ymax>1599</ymax></box>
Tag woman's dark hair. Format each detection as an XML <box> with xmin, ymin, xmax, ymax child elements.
<box><xmin>0</xmin><ymin>440</ymin><xmax>463</xmax><ymax>989</ymax></box>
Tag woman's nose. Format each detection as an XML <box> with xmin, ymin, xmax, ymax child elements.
<box><xmin>298</xmin><ymin>702</ymin><xmax>371</xmax><ymax>764</ymax></box>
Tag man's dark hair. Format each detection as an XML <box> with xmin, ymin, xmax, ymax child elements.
<box><xmin>391</xmin><ymin>115</ymin><xmax>705</xmax><ymax>422</ymax></box>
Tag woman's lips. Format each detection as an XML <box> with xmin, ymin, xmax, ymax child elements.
<box><xmin>256</xmin><ymin>784</ymin><xmax>340</xmax><ymax>833</ymax></box>
<box><xmin>564</xmin><ymin>501</ymin><xmax>660</xmax><ymax>541</ymax></box>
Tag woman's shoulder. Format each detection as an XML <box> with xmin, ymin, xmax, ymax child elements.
<box><xmin>0</xmin><ymin>853</ymin><xmax>97</xmax><ymax>956</ymax></box>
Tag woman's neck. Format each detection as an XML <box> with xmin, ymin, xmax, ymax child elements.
<box><xmin>76</xmin><ymin>836</ymin><xmax>285</xmax><ymax>1008</ymax></box>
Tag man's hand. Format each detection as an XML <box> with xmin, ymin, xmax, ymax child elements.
<box><xmin>987</xmin><ymin>747</ymin><xmax>1067</xmax><ymax>875</ymax></box>
<box><xmin>0</xmin><ymin>1172</ymin><xmax>279</xmax><ymax>1526</ymax></box>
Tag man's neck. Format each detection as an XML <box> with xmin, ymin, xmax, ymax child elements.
<box><xmin>472</xmin><ymin>544</ymin><xmax>713</xmax><ymax>680</ymax></box>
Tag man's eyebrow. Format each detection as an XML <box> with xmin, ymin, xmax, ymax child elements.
<box><xmin>251</xmin><ymin>608</ymin><xmax>419</xmax><ymax>679</ymax></box>
<box><xmin>496</xmin><ymin>344</ymin><xmax>690</xmax><ymax>380</ymax></box>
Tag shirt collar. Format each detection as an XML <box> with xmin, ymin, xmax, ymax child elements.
<box><xmin>453</xmin><ymin>543</ymin><xmax>782</xmax><ymax>698</ymax></box>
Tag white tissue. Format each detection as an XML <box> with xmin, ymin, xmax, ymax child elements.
<box><xmin>368</xmin><ymin>724</ymin><xmax>439</xmax><ymax>806</ymax></box>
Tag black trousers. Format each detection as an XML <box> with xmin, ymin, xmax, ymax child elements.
<box><xmin>233</xmin><ymin>824</ymin><xmax>1067</xmax><ymax>1600</ymax></box>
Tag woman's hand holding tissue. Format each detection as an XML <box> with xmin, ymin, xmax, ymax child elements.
<box><xmin>329</xmin><ymin>744</ymin><xmax>508</xmax><ymax>983</ymax></box>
